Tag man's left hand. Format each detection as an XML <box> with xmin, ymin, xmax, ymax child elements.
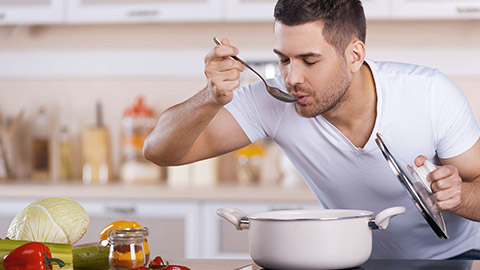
<box><xmin>415</xmin><ymin>155</ymin><xmax>462</xmax><ymax>211</ymax></box>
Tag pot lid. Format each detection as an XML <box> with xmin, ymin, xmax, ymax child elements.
<box><xmin>375</xmin><ymin>133</ymin><xmax>448</xmax><ymax>239</ymax></box>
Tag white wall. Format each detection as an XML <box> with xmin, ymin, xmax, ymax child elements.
<box><xmin>0</xmin><ymin>20</ymin><xmax>479</xmax><ymax>180</ymax></box>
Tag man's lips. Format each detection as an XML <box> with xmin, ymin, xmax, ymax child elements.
<box><xmin>292</xmin><ymin>93</ymin><xmax>308</xmax><ymax>105</ymax></box>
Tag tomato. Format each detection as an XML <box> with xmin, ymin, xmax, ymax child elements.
<box><xmin>148</xmin><ymin>256</ymin><xmax>191</xmax><ymax>270</ymax></box>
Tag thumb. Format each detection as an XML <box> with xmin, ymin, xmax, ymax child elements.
<box><xmin>414</xmin><ymin>155</ymin><xmax>428</xmax><ymax>167</ymax></box>
<box><xmin>220</xmin><ymin>38</ymin><xmax>231</xmax><ymax>46</ymax></box>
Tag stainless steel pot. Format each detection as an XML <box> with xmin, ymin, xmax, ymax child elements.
<box><xmin>217</xmin><ymin>206</ymin><xmax>405</xmax><ymax>270</ymax></box>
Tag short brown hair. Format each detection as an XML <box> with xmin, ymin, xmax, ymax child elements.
<box><xmin>274</xmin><ymin>0</ymin><xmax>366</xmax><ymax>54</ymax></box>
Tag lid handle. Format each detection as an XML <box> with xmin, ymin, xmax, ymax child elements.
<box><xmin>414</xmin><ymin>159</ymin><xmax>436</xmax><ymax>193</ymax></box>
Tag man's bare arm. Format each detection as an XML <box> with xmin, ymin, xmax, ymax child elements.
<box><xmin>143</xmin><ymin>38</ymin><xmax>249</xmax><ymax>166</ymax></box>
<box><xmin>416</xmin><ymin>138</ymin><xmax>480</xmax><ymax>221</ymax></box>
<box><xmin>143</xmin><ymin>91</ymin><xmax>250</xmax><ymax>165</ymax></box>
<box><xmin>440</xmin><ymin>139</ymin><xmax>480</xmax><ymax>221</ymax></box>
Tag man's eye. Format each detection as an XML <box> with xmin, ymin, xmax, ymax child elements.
<box><xmin>304</xmin><ymin>60</ymin><xmax>318</xmax><ymax>66</ymax></box>
<box><xmin>279</xmin><ymin>58</ymin><xmax>290</xmax><ymax>64</ymax></box>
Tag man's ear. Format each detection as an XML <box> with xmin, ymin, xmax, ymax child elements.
<box><xmin>345</xmin><ymin>39</ymin><xmax>366</xmax><ymax>73</ymax></box>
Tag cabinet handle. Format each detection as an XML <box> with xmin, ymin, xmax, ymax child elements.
<box><xmin>457</xmin><ymin>7</ymin><xmax>480</xmax><ymax>13</ymax></box>
<box><xmin>104</xmin><ymin>205</ymin><xmax>136</xmax><ymax>215</ymax></box>
<box><xmin>128</xmin><ymin>10</ymin><xmax>159</xmax><ymax>17</ymax></box>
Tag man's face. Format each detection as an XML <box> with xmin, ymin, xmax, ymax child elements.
<box><xmin>274</xmin><ymin>21</ymin><xmax>351</xmax><ymax>118</ymax></box>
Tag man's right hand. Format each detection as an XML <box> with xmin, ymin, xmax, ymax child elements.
<box><xmin>204</xmin><ymin>38</ymin><xmax>245</xmax><ymax>106</ymax></box>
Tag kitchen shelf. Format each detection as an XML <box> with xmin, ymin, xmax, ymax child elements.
<box><xmin>0</xmin><ymin>182</ymin><xmax>317</xmax><ymax>202</ymax></box>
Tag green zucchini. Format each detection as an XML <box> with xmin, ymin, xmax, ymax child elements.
<box><xmin>72</xmin><ymin>242</ymin><xmax>109</xmax><ymax>270</ymax></box>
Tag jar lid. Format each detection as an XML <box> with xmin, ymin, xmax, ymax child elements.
<box><xmin>109</xmin><ymin>233</ymin><xmax>144</xmax><ymax>241</ymax></box>
<box><xmin>115</xmin><ymin>227</ymin><xmax>149</xmax><ymax>236</ymax></box>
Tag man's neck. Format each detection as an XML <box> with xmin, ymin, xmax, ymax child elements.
<box><xmin>322</xmin><ymin>63</ymin><xmax>377</xmax><ymax>148</ymax></box>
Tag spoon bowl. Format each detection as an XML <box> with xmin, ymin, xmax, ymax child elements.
<box><xmin>213</xmin><ymin>37</ymin><xmax>297</xmax><ymax>103</ymax></box>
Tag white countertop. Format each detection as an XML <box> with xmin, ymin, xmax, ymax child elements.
<box><xmin>0</xmin><ymin>182</ymin><xmax>317</xmax><ymax>202</ymax></box>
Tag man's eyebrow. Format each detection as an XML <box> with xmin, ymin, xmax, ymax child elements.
<box><xmin>273</xmin><ymin>49</ymin><xmax>322</xmax><ymax>58</ymax></box>
<box><xmin>298</xmin><ymin>52</ymin><xmax>322</xmax><ymax>58</ymax></box>
<box><xmin>273</xmin><ymin>49</ymin><xmax>287</xmax><ymax>57</ymax></box>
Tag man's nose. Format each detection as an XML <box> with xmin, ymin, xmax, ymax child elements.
<box><xmin>285</xmin><ymin>63</ymin><xmax>304</xmax><ymax>88</ymax></box>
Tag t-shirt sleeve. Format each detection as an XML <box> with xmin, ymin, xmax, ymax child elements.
<box><xmin>224</xmin><ymin>82</ymin><xmax>268</xmax><ymax>143</ymax></box>
<box><xmin>431</xmin><ymin>71</ymin><xmax>480</xmax><ymax>159</ymax></box>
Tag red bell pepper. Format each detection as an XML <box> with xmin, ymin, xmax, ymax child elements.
<box><xmin>3</xmin><ymin>242</ymin><xmax>66</xmax><ymax>270</ymax></box>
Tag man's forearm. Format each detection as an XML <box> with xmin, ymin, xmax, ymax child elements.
<box><xmin>143</xmin><ymin>87</ymin><xmax>223</xmax><ymax>166</ymax></box>
<box><xmin>454</xmin><ymin>178</ymin><xmax>480</xmax><ymax>221</ymax></box>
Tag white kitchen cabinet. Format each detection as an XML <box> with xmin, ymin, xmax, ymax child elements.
<box><xmin>66</xmin><ymin>0</ymin><xmax>223</xmax><ymax>24</ymax></box>
<box><xmin>0</xmin><ymin>0</ymin><xmax>64</xmax><ymax>25</ymax></box>
<box><xmin>76</xmin><ymin>200</ymin><xmax>201</xmax><ymax>258</ymax></box>
<box><xmin>222</xmin><ymin>0</ymin><xmax>391</xmax><ymax>22</ymax></box>
<box><xmin>223</xmin><ymin>0</ymin><xmax>276</xmax><ymax>22</ymax></box>
<box><xmin>362</xmin><ymin>0</ymin><xmax>391</xmax><ymax>19</ymax></box>
<box><xmin>0</xmin><ymin>185</ymin><xmax>320</xmax><ymax>259</ymax></box>
<box><xmin>201</xmin><ymin>201</ymin><xmax>323</xmax><ymax>259</ymax></box>
<box><xmin>0</xmin><ymin>199</ymin><xmax>32</xmax><ymax>237</ymax></box>
<box><xmin>391</xmin><ymin>0</ymin><xmax>480</xmax><ymax>19</ymax></box>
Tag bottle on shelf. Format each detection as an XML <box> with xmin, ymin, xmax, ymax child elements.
<box><xmin>57</xmin><ymin>104</ymin><xmax>73</xmax><ymax>181</ymax></box>
<box><xmin>82</xmin><ymin>101</ymin><xmax>110</xmax><ymax>184</ymax></box>
<box><xmin>120</xmin><ymin>96</ymin><xmax>160</xmax><ymax>184</ymax></box>
<box><xmin>32</xmin><ymin>106</ymin><xmax>50</xmax><ymax>182</ymax></box>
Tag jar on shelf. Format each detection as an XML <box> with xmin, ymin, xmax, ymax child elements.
<box><xmin>120</xmin><ymin>96</ymin><xmax>160</xmax><ymax>184</ymax></box>
<box><xmin>235</xmin><ymin>141</ymin><xmax>266</xmax><ymax>185</ymax></box>
<box><xmin>107</xmin><ymin>233</ymin><xmax>146</xmax><ymax>270</ymax></box>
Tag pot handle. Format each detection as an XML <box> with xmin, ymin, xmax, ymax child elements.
<box><xmin>371</xmin><ymin>206</ymin><xmax>406</xmax><ymax>230</ymax></box>
<box><xmin>216</xmin><ymin>207</ymin><xmax>250</xmax><ymax>230</ymax></box>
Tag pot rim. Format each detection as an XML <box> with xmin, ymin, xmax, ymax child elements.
<box><xmin>248</xmin><ymin>209</ymin><xmax>374</xmax><ymax>222</ymax></box>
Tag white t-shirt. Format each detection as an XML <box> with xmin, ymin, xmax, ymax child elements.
<box><xmin>225</xmin><ymin>59</ymin><xmax>480</xmax><ymax>259</ymax></box>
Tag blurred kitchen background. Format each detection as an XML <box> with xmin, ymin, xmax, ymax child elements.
<box><xmin>0</xmin><ymin>0</ymin><xmax>479</xmax><ymax>260</ymax></box>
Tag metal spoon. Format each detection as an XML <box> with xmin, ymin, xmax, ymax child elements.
<box><xmin>213</xmin><ymin>37</ymin><xmax>297</xmax><ymax>103</ymax></box>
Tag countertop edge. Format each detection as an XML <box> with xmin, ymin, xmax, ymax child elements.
<box><xmin>0</xmin><ymin>183</ymin><xmax>318</xmax><ymax>202</ymax></box>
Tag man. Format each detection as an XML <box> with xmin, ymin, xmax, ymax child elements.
<box><xmin>144</xmin><ymin>0</ymin><xmax>480</xmax><ymax>259</ymax></box>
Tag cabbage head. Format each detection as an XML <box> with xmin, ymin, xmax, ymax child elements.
<box><xmin>7</xmin><ymin>197</ymin><xmax>89</xmax><ymax>244</ymax></box>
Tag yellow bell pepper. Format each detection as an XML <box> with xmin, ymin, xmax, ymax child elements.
<box><xmin>99</xmin><ymin>220</ymin><xmax>142</xmax><ymax>240</ymax></box>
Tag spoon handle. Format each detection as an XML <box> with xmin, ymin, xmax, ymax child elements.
<box><xmin>212</xmin><ymin>37</ymin><xmax>267</xmax><ymax>85</ymax></box>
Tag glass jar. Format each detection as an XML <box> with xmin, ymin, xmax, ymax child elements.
<box><xmin>115</xmin><ymin>227</ymin><xmax>150</xmax><ymax>264</ymax></box>
<box><xmin>108</xmin><ymin>233</ymin><xmax>146</xmax><ymax>270</ymax></box>
<box><xmin>235</xmin><ymin>142</ymin><xmax>266</xmax><ymax>184</ymax></box>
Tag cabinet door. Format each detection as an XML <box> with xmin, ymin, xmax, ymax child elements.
<box><xmin>202</xmin><ymin>202</ymin><xmax>323</xmax><ymax>259</ymax></box>
<box><xmin>224</xmin><ymin>0</ymin><xmax>390</xmax><ymax>22</ymax></box>
<box><xmin>392</xmin><ymin>0</ymin><xmax>480</xmax><ymax>19</ymax></box>
<box><xmin>66</xmin><ymin>0</ymin><xmax>223</xmax><ymax>24</ymax></box>
<box><xmin>0</xmin><ymin>199</ymin><xmax>33</xmax><ymax>237</ymax></box>
<box><xmin>362</xmin><ymin>0</ymin><xmax>391</xmax><ymax>20</ymax></box>
<box><xmin>223</xmin><ymin>0</ymin><xmax>276</xmax><ymax>22</ymax></box>
<box><xmin>77</xmin><ymin>200</ymin><xmax>201</xmax><ymax>258</ymax></box>
<box><xmin>0</xmin><ymin>0</ymin><xmax>64</xmax><ymax>25</ymax></box>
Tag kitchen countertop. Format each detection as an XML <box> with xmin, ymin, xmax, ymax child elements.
<box><xmin>0</xmin><ymin>182</ymin><xmax>317</xmax><ymax>202</ymax></box>
<box><xmin>167</xmin><ymin>258</ymin><xmax>480</xmax><ymax>270</ymax></box>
